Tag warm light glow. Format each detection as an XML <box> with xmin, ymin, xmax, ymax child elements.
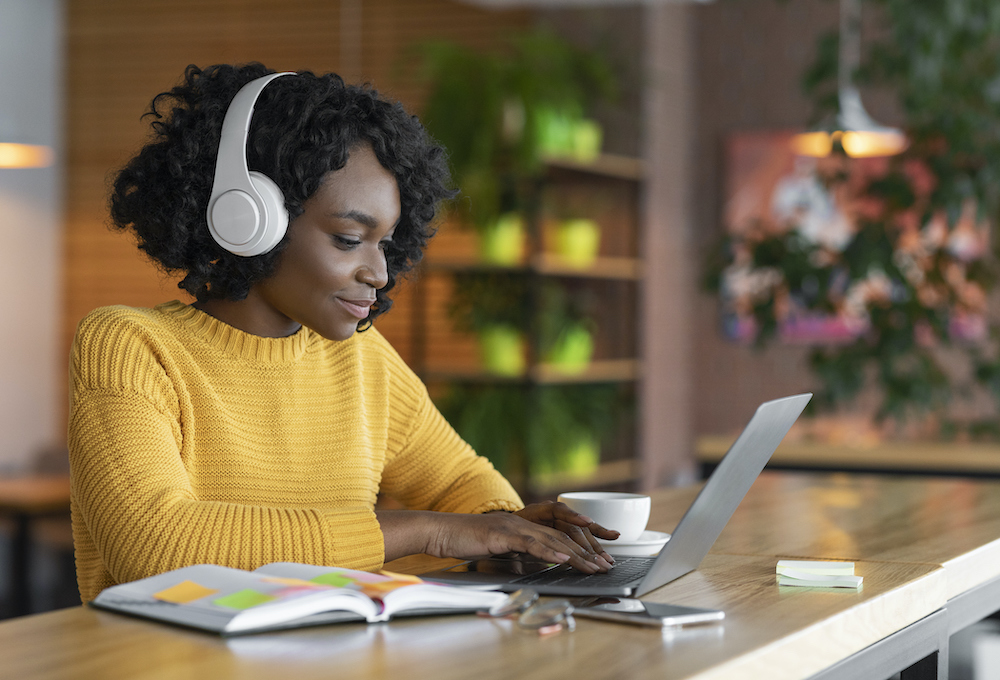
<box><xmin>840</xmin><ymin>130</ymin><xmax>908</xmax><ymax>158</ymax></box>
<box><xmin>0</xmin><ymin>143</ymin><xmax>54</xmax><ymax>168</ymax></box>
<box><xmin>791</xmin><ymin>129</ymin><xmax>909</xmax><ymax>159</ymax></box>
<box><xmin>790</xmin><ymin>131</ymin><xmax>834</xmax><ymax>157</ymax></box>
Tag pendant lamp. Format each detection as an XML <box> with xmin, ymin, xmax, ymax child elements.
<box><xmin>792</xmin><ymin>0</ymin><xmax>907</xmax><ymax>159</ymax></box>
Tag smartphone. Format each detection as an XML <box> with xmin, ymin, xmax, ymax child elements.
<box><xmin>574</xmin><ymin>599</ymin><xmax>724</xmax><ymax>627</ymax></box>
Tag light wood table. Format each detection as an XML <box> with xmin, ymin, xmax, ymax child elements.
<box><xmin>0</xmin><ymin>554</ymin><xmax>944</xmax><ymax>680</ymax></box>
<box><xmin>648</xmin><ymin>471</ymin><xmax>1000</xmax><ymax>635</ymax></box>
<box><xmin>0</xmin><ymin>475</ymin><xmax>72</xmax><ymax>616</ymax></box>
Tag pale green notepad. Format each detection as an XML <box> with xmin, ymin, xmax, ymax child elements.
<box><xmin>776</xmin><ymin>560</ymin><xmax>862</xmax><ymax>589</ymax></box>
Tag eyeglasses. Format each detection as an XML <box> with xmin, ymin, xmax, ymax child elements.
<box><xmin>485</xmin><ymin>589</ymin><xmax>576</xmax><ymax>635</ymax></box>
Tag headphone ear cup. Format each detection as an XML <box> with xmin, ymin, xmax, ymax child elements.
<box><xmin>248</xmin><ymin>171</ymin><xmax>288</xmax><ymax>255</ymax></box>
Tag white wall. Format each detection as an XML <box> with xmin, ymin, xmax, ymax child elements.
<box><xmin>0</xmin><ymin>0</ymin><xmax>64</xmax><ymax>472</ymax></box>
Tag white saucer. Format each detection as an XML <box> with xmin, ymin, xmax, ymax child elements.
<box><xmin>596</xmin><ymin>530</ymin><xmax>671</xmax><ymax>557</ymax></box>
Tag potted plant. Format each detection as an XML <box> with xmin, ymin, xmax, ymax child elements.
<box><xmin>553</xmin><ymin>217</ymin><xmax>602</xmax><ymax>268</ymax></box>
<box><xmin>540</xmin><ymin>184</ymin><xmax>616</xmax><ymax>267</ymax></box>
<box><xmin>448</xmin><ymin>271</ymin><xmax>531</xmax><ymax>376</ymax></box>
<box><xmin>449</xmin><ymin>274</ymin><xmax>599</xmax><ymax>377</ymax></box>
<box><xmin>537</xmin><ymin>280</ymin><xmax>597</xmax><ymax>374</ymax></box>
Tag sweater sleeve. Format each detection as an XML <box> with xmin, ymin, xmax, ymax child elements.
<box><xmin>377</xmin><ymin>348</ymin><xmax>523</xmax><ymax>514</ymax></box>
<box><xmin>69</xmin><ymin>311</ymin><xmax>384</xmax><ymax>599</ymax></box>
<box><xmin>70</xmin><ymin>389</ymin><xmax>383</xmax><ymax>588</ymax></box>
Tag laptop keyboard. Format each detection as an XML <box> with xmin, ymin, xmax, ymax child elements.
<box><xmin>511</xmin><ymin>556</ymin><xmax>657</xmax><ymax>587</ymax></box>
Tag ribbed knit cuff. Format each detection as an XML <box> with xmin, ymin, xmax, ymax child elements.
<box><xmin>470</xmin><ymin>499</ymin><xmax>524</xmax><ymax>514</ymax></box>
<box><xmin>318</xmin><ymin>507</ymin><xmax>385</xmax><ymax>572</ymax></box>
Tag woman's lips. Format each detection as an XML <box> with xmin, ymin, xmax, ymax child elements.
<box><xmin>337</xmin><ymin>297</ymin><xmax>375</xmax><ymax>319</ymax></box>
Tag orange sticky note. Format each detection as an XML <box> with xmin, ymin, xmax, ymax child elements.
<box><xmin>153</xmin><ymin>580</ymin><xmax>218</xmax><ymax>604</ymax></box>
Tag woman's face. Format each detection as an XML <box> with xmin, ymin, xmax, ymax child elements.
<box><xmin>248</xmin><ymin>143</ymin><xmax>401</xmax><ymax>341</ymax></box>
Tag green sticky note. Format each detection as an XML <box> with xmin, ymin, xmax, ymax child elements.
<box><xmin>310</xmin><ymin>572</ymin><xmax>354</xmax><ymax>588</ymax></box>
<box><xmin>213</xmin><ymin>589</ymin><xmax>276</xmax><ymax>610</ymax></box>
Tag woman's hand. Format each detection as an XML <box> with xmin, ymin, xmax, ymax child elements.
<box><xmin>377</xmin><ymin>508</ymin><xmax>617</xmax><ymax>573</ymax></box>
<box><xmin>514</xmin><ymin>500</ymin><xmax>620</xmax><ymax>567</ymax></box>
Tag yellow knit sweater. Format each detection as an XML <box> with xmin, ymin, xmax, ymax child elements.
<box><xmin>68</xmin><ymin>301</ymin><xmax>522</xmax><ymax>602</ymax></box>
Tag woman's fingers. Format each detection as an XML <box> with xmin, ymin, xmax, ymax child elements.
<box><xmin>430</xmin><ymin>511</ymin><xmax>613</xmax><ymax>573</ymax></box>
<box><xmin>499</xmin><ymin>516</ymin><xmax>611</xmax><ymax>573</ymax></box>
<box><xmin>528</xmin><ymin>501</ymin><xmax>622</xmax><ymax>540</ymax></box>
<box><xmin>528</xmin><ymin>523</ymin><xmax>612</xmax><ymax>573</ymax></box>
<box><xmin>518</xmin><ymin>535</ymin><xmax>605</xmax><ymax>574</ymax></box>
<box><xmin>554</xmin><ymin>519</ymin><xmax>615</xmax><ymax>565</ymax></box>
<box><xmin>583</xmin><ymin>522</ymin><xmax>620</xmax><ymax>542</ymax></box>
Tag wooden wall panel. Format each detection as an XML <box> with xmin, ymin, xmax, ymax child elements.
<box><xmin>62</xmin><ymin>0</ymin><xmax>532</xmax><ymax>382</ymax></box>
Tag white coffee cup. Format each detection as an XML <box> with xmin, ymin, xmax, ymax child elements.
<box><xmin>557</xmin><ymin>491</ymin><xmax>651</xmax><ymax>543</ymax></box>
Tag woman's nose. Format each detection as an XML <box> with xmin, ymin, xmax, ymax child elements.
<box><xmin>358</xmin><ymin>247</ymin><xmax>389</xmax><ymax>289</ymax></box>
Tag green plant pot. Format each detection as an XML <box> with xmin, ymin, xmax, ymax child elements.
<box><xmin>556</xmin><ymin>218</ymin><xmax>601</xmax><ymax>267</ymax></box>
<box><xmin>571</xmin><ymin>119</ymin><xmax>603</xmax><ymax>162</ymax></box>
<box><xmin>478</xmin><ymin>325</ymin><xmax>526</xmax><ymax>376</ymax></box>
<box><xmin>536</xmin><ymin>110</ymin><xmax>603</xmax><ymax>161</ymax></box>
<box><xmin>562</xmin><ymin>435</ymin><xmax>600</xmax><ymax>475</ymax></box>
<box><xmin>545</xmin><ymin>324</ymin><xmax>594</xmax><ymax>374</ymax></box>
<box><xmin>529</xmin><ymin>434</ymin><xmax>600</xmax><ymax>480</ymax></box>
<box><xmin>536</xmin><ymin>108</ymin><xmax>576</xmax><ymax>157</ymax></box>
<box><xmin>479</xmin><ymin>213</ymin><xmax>525</xmax><ymax>265</ymax></box>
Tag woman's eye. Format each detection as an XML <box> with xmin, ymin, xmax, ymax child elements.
<box><xmin>332</xmin><ymin>235</ymin><xmax>361</xmax><ymax>249</ymax></box>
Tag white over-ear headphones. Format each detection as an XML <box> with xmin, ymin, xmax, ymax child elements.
<box><xmin>207</xmin><ymin>71</ymin><xmax>296</xmax><ymax>257</ymax></box>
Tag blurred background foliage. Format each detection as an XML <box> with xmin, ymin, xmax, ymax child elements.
<box><xmin>439</xmin><ymin>382</ymin><xmax>627</xmax><ymax>481</ymax></box>
<box><xmin>418</xmin><ymin>29</ymin><xmax>616</xmax><ymax>229</ymax></box>
<box><xmin>707</xmin><ymin>0</ymin><xmax>1000</xmax><ymax>434</ymax></box>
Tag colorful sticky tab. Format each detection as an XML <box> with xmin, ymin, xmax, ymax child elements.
<box><xmin>310</xmin><ymin>572</ymin><xmax>354</xmax><ymax>588</ymax></box>
<box><xmin>213</xmin><ymin>589</ymin><xmax>276</xmax><ymax>610</ymax></box>
<box><xmin>153</xmin><ymin>580</ymin><xmax>218</xmax><ymax>604</ymax></box>
<box><xmin>379</xmin><ymin>570</ymin><xmax>423</xmax><ymax>584</ymax></box>
<box><xmin>361</xmin><ymin>580</ymin><xmax>415</xmax><ymax>596</ymax></box>
<box><xmin>343</xmin><ymin>570</ymin><xmax>391</xmax><ymax>584</ymax></box>
<box><xmin>260</xmin><ymin>576</ymin><xmax>319</xmax><ymax>587</ymax></box>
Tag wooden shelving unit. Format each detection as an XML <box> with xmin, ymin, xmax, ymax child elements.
<box><xmin>542</xmin><ymin>153</ymin><xmax>645</xmax><ymax>181</ymax></box>
<box><xmin>523</xmin><ymin>459</ymin><xmax>639</xmax><ymax>497</ymax></box>
<box><xmin>413</xmin><ymin>152</ymin><xmax>645</xmax><ymax>497</ymax></box>
<box><xmin>423</xmin><ymin>359</ymin><xmax>640</xmax><ymax>385</ymax></box>
<box><xmin>424</xmin><ymin>253</ymin><xmax>642</xmax><ymax>281</ymax></box>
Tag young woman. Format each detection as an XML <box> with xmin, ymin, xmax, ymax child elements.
<box><xmin>68</xmin><ymin>63</ymin><xmax>616</xmax><ymax>602</ymax></box>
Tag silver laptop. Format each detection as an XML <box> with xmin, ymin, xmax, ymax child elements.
<box><xmin>422</xmin><ymin>393</ymin><xmax>811</xmax><ymax>597</ymax></box>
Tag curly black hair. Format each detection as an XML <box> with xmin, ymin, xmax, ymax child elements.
<box><xmin>110</xmin><ymin>62</ymin><xmax>455</xmax><ymax>328</ymax></box>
